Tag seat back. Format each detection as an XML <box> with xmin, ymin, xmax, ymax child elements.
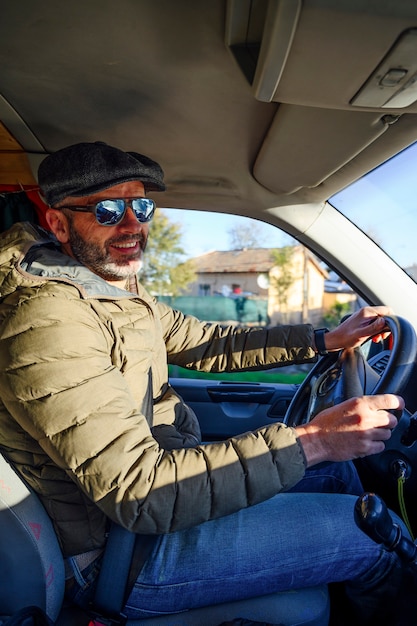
<box><xmin>0</xmin><ymin>453</ymin><xmax>65</xmax><ymax>622</ymax></box>
<box><xmin>0</xmin><ymin>451</ymin><xmax>330</xmax><ymax>625</ymax></box>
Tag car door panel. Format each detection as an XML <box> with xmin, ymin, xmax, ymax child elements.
<box><xmin>169</xmin><ymin>378</ymin><xmax>298</xmax><ymax>440</ymax></box>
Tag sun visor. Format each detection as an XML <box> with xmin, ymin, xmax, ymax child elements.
<box><xmin>0</xmin><ymin>121</ymin><xmax>37</xmax><ymax>186</ymax></box>
<box><xmin>225</xmin><ymin>0</ymin><xmax>301</xmax><ymax>103</ymax></box>
<box><xmin>253</xmin><ymin>105</ymin><xmax>389</xmax><ymax>194</ymax></box>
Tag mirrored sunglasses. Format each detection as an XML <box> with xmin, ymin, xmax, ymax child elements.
<box><xmin>59</xmin><ymin>197</ymin><xmax>156</xmax><ymax>225</ymax></box>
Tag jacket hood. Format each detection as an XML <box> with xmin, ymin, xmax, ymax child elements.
<box><xmin>0</xmin><ymin>221</ymin><xmax>133</xmax><ymax>299</ymax></box>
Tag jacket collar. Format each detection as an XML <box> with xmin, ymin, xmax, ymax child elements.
<box><xmin>18</xmin><ymin>223</ymin><xmax>134</xmax><ymax>299</ymax></box>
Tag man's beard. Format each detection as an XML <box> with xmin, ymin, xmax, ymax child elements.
<box><xmin>67</xmin><ymin>220</ymin><xmax>147</xmax><ymax>281</ymax></box>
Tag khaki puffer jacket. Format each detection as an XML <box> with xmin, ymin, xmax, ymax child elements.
<box><xmin>0</xmin><ymin>222</ymin><xmax>317</xmax><ymax>556</ymax></box>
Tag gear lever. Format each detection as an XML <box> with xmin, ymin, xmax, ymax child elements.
<box><xmin>354</xmin><ymin>493</ymin><xmax>417</xmax><ymax>565</ymax></box>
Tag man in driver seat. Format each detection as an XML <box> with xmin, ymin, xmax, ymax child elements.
<box><xmin>0</xmin><ymin>141</ymin><xmax>409</xmax><ymax>625</ymax></box>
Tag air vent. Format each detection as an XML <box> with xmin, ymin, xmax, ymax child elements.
<box><xmin>370</xmin><ymin>352</ymin><xmax>390</xmax><ymax>376</ymax></box>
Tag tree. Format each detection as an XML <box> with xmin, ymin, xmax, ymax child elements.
<box><xmin>322</xmin><ymin>301</ymin><xmax>352</xmax><ymax>329</ymax></box>
<box><xmin>227</xmin><ymin>221</ymin><xmax>265</xmax><ymax>249</ymax></box>
<box><xmin>141</xmin><ymin>210</ymin><xmax>196</xmax><ymax>296</ymax></box>
<box><xmin>269</xmin><ymin>246</ymin><xmax>296</xmax><ymax>320</ymax></box>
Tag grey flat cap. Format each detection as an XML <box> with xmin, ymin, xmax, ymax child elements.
<box><xmin>38</xmin><ymin>141</ymin><xmax>165</xmax><ymax>206</ymax></box>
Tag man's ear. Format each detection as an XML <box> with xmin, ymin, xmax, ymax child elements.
<box><xmin>45</xmin><ymin>208</ymin><xmax>70</xmax><ymax>243</ymax></box>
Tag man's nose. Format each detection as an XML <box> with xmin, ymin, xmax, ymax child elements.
<box><xmin>119</xmin><ymin>206</ymin><xmax>143</xmax><ymax>229</ymax></box>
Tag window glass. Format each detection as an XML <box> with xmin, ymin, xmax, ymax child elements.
<box><xmin>330</xmin><ymin>142</ymin><xmax>417</xmax><ymax>281</ymax></box>
<box><xmin>151</xmin><ymin>210</ymin><xmax>360</xmax><ymax>383</ymax></box>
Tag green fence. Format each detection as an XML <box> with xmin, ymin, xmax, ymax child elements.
<box><xmin>158</xmin><ymin>295</ymin><xmax>269</xmax><ymax>324</ymax></box>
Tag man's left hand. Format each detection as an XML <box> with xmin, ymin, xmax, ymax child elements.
<box><xmin>323</xmin><ymin>306</ymin><xmax>392</xmax><ymax>352</ymax></box>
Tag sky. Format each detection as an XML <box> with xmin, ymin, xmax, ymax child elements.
<box><xmin>330</xmin><ymin>141</ymin><xmax>417</xmax><ymax>269</ymax></box>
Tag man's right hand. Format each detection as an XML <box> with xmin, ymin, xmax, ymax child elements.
<box><xmin>295</xmin><ymin>394</ymin><xmax>404</xmax><ymax>467</ymax></box>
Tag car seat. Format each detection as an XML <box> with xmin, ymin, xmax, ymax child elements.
<box><xmin>0</xmin><ymin>452</ymin><xmax>330</xmax><ymax>626</ymax></box>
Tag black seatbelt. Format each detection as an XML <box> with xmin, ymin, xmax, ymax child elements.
<box><xmin>89</xmin><ymin>373</ymin><xmax>156</xmax><ymax>625</ymax></box>
<box><xmin>89</xmin><ymin>524</ymin><xmax>157</xmax><ymax>626</ymax></box>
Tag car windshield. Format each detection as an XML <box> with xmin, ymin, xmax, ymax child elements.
<box><xmin>329</xmin><ymin>141</ymin><xmax>417</xmax><ymax>281</ymax></box>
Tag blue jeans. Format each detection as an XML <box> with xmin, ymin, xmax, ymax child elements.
<box><xmin>66</xmin><ymin>462</ymin><xmax>404</xmax><ymax>620</ymax></box>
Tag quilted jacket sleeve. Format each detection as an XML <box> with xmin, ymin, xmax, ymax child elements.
<box><xmin>0</xmin><ymin>287</ymin><xmax>307</xmax><ymax>535</ymax></box>
<box><xmin>156</xmin><ymin>299</ymin><xmax>317</xmax><ymax>371</ymax></box>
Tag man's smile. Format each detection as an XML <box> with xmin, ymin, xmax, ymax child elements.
<box><xmin>112</xmin><ymin>241</ymin><xmax>140</xmax><ymax>251</ymax></box>
<box><xmin>108</xmin><ymin>236</ymin><xmax>145</xmax><ymax>257</ymax></box>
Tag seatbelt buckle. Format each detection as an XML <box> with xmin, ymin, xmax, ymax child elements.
<box><xmin>88</xmin><ymin>611</ymin><xmax>128</xmax><ymax>626</ymax></box>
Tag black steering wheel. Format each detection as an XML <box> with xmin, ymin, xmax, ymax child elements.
<box><xmin>284</xmin><ymin>315</ymin><xmax>417</xmax><ymax>428</ymax></box>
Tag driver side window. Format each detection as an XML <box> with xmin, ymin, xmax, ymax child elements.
<box><xmin>145</xmin><ymin>208</ymin><xmax>362</xmax><ymax>383</ymax></box>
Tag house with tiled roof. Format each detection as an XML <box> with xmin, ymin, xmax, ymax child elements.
<box><xmin>184</xmin><ymin>246</ymin><xmax>332</xmax><ymax>325</ymax></box>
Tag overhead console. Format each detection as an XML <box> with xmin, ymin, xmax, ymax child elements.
<box><xmin>225</xmin><ymin>0</ymin><xmax>417</xmax><ymax>196</ymax></box>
